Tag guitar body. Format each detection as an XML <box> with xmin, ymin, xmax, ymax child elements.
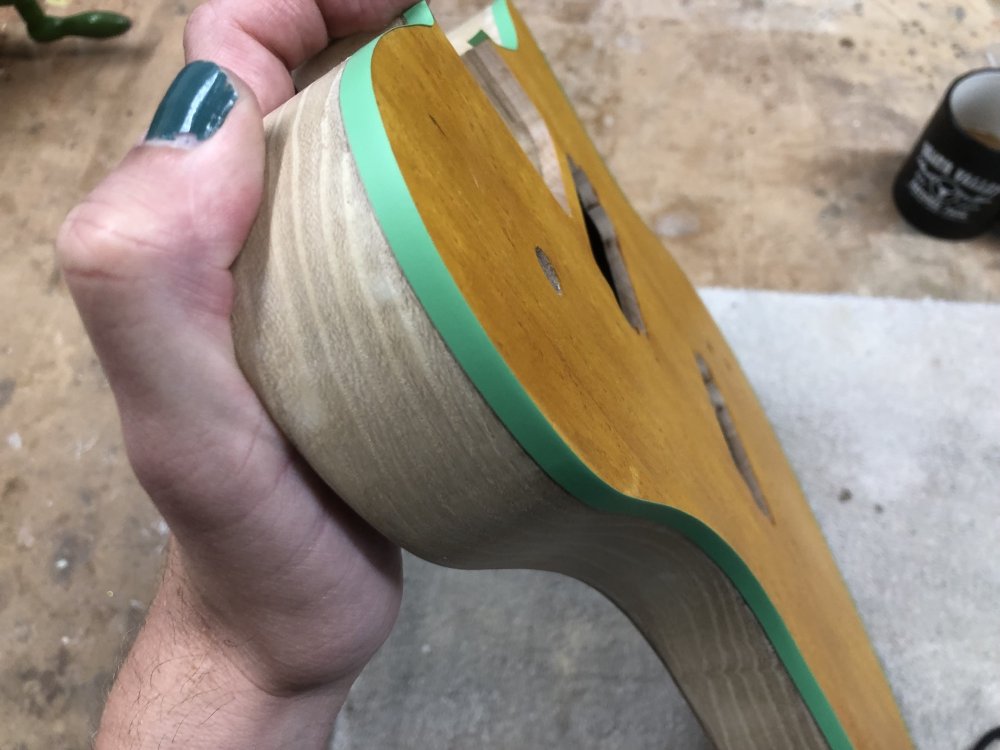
<box><xmin>232</xmin><ymin>3</ymin><xmax>912</xmax><ymax>748</ymax></box>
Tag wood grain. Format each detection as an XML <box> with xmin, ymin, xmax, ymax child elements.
<box><xmin>232</xmin><ymin>5</ymin><xmax>912</xmax><ymax>748</ymax></box>
<box><xmin>231</xmin><ymin>62</ymin><xmax>825</xmax><ymax>750</ymax></box>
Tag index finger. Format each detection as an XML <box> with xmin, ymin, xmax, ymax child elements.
<box><xmin>184</xmin><ymin>0</ymin><xmax>414</xmax><ymax>114</ymax></box>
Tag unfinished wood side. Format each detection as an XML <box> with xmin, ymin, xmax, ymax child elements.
<box><xmin>231</xmin><ymin>63</ymin><xmax>826</xmax><ymax>749</ymax></box>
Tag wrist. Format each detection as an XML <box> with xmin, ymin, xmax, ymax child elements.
<box><xmin>96</xmin><ymin>548</ymin><xmax>354</xmax><ymax>749</ymax></box>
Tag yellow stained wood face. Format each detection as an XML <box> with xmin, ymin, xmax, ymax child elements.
<box><xmin>368</xmin><ymin>9</ymin><xmax>910</xmax><ymax>748</ymax></box>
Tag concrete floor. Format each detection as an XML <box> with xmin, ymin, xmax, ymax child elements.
<box><xmin>1</xmin><ymin>0</ymin><xmax>999</xmax><ymax>747</ymax></box>
<box><xmin>335</xmin><ymin>289</ymin><xmax>1000</xmax><ymax>750</ymax></box>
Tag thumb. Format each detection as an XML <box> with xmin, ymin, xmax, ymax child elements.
<box><xmin>57</xmin><ymin>61</ymin><xmax>274</xmax><ymax>497</ymax></box>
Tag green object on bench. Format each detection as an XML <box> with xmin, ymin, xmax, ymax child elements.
<box><xmin>3</xmin><ymin>0</ymin><xmax>130</xmax><ymax>42</ymax></box>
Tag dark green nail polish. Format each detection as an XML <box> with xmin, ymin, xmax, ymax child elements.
<box><xmin>146</xmin><ymin>61</ymin><xmax>237</xmax><ymax>144</ymax></box>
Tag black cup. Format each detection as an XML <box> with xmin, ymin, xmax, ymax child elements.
<box><xmin>893</xmin><ymin>68</ymin><xmax>1000</xmax><ymax>239</ymax></box>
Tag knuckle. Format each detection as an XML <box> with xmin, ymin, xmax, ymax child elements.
<box><xmin>184</xmin><ymin>2</ymin><xmax>222</xmax><ymax>51</ymax></box>
<box><xmin>57</xmin><ymin>185</ymin><xmax>179</xmax><ymax>287</ymax></box>
<box><xmin>121</xmin><ymin>416</ymin><xmax>198</xmax><ymax>502</ymax></box>
<box><xmin>122</xmin><ymin>437</ymin><xmax>169</xmax><ymax>496</ymax></box>
<box><xmin>56</xmin><ymin>198</ymin><xmax>135</xmax><ymax>284</ymax></box>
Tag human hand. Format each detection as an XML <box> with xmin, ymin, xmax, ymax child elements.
<box><xmin>57</xmin><ymin>1</ymin><xmax>414</xmax><ymax>746</ymax></box>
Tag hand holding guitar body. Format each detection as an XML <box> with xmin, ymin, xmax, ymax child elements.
<box><xmin>57</xmin><ymin>1</ymin><xmax>411</xmax><ymax>747</ymax></box>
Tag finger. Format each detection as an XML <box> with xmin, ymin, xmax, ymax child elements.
<box><xmin>57</xmin><ymin>62</ymin><xmax>283</xmax><ymax>506</ymax></box>
<box><xmin>57</xmin><ymin>62</ymin><xmax>403</xmax><ymax>676</ymax></box>
<box><xmin>183</xmin><ymin>0</ymin><xmax>414</xmax><ymax>113</ymax></box>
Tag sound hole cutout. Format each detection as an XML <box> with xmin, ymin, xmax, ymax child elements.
<box><xmin>460</xmin><ymin>42</ymin><xmax>644</xmax><ymax>332</ymax></box>
<box><xmin>570</xmin><ymin>159</ymin><xmax>645</xmax><ymax>333</ymax></box>
<box><xmin>696</xmin><ymin>353</ymin><xmax>773</xmax><ymax>520</ymax></box>
<box><xmin>460</xmin><ymin>42</ymin><xmax>570</xmax><ymax>212</ymax></box>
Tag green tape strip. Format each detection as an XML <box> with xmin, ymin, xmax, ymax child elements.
<box><xmin>467</xmin><ymin>29</ymin><xmax>490</xmax><ymax>47</ymax></box>
<box><xmin>491</xmin><ymin>0</ymin><xmax>519</xmax><ymax>50</ymax></box>
<box><xmin>468</xmin><ymin>0</ymin><xmax>518</xmax><ymax>49</ymax></box>
<box><xmin>340</xmin><ymin>3</ymin><xmax>853</xmax><ymax>747</ymax></box>
<box><xmin>402</xmin><ymin>1</ymin><xmax>433</xmax><ymax>26</ymax></box>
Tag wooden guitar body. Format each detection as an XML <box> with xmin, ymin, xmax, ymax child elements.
<box><xmin>232</xmin><ymin>3</ymin><xmax>913</xmax><ymax>747</ymax></box>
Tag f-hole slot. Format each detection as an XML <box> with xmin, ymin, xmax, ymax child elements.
<box><xmin>570</xmin><ymin>159</ymin><xmax>645</xmax><ymax>333</ymax></box>
<box><xmin>460</xmin><ymin>41</ymin><xmax>570</xmax><ymax>212</ymax></box>
<box><xmin>695</xmin><ymin>353</ymin><xmax>773</xmax><ymax>520</ymax></box>
<box><xmin>459</xmin><ymin>38</ymin><xmax>644</xmax><ymax>332</ymax></box>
